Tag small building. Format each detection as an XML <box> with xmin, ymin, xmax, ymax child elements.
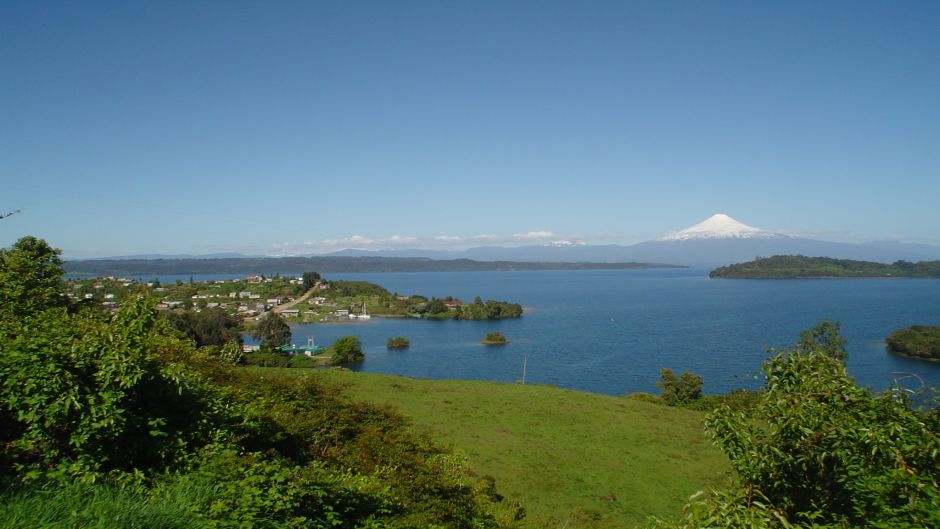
<box><xmin>335</xmin><ymin>309</ymin><xmax>349</xmax><ymax>317</ymax></box>
<box><xmin>281</xmin><ymin>309</ymin><xmax>300</xmax><ymax>318</ymax></box>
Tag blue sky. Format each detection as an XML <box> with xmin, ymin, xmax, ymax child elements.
<box><xmin>2</xmin><ymin>1</ymin><xmax>938</xmax><ymax>258</ymax></box>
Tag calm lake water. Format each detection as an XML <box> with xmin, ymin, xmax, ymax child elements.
<box><xmin>239</xmin><ymin>269</ymin><xmax>940</xmax><ymax>397</ymax></box>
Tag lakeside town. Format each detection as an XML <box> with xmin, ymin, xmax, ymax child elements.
<box><xmin>66</xmin><ymin>272</ymin><xmax>523</xmax><ymax>324</ymax></box>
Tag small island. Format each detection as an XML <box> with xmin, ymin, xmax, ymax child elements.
<box><xmin>386</xmin><ymin>336</ymin><xmax>410</xmax><ymax>349</ymax></box>
<box><xmin>886</xmin><ymin>325</ymin><xmax>940</xmax><ymax>361</ymax></box>
<box><xmin>710</xmin><ymin>255</ymin><xmax>940</xmax><ymax>279</ymax></box>
<box><xmin>481</xmin><ymin>331</ymin><xmax>508</xmax><ymax>345</ymax></box>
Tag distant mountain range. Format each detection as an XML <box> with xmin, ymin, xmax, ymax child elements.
<box><xmin>81</xmin><ymin>214</ymin><xmax>940</xmax><ymax>269</ymax></box>
<box><xmin>317</xmin><ymin>215</ymin><xmax>940</xmax><ymax>266</ymax></box>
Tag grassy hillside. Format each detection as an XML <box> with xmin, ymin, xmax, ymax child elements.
<box><xmin>263</xmin><ymin>369</ymin><xmax>729</xmax><ymax>529</ymax></box>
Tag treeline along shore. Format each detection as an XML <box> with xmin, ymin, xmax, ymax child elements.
<box><xmin>63</xmin><ymin>255</ymin><xmax>685</xmax><ymax>276</ymax></box>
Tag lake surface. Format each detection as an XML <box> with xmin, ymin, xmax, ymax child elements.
<box><xmin>241</xmin><ymin>268</ymin><xmax>940</xmax><ymax>396</ymax></box>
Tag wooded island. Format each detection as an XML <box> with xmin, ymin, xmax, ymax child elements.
<box><xmin>886</xmin><ymin>325</ymin><xmax>940</xmax><ymax>361</ymax></box>
<box><xmin>710</xmin><ymin>255</ymin><xmax>940</xmax><ymax>279</ymax></box>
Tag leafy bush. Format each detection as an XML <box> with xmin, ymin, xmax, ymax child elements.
<box><xmin>657</xmin><ymin>368</ymin><xmax>703</xmax><ymax>406</ymax></box>
<box><xmin>243</xmin><ymin>349</ymin><xmax>292</xmax><ymax>368</ymax></box>
<box><xmin>648</xmin><ymin>325</ymin><xmax>940</xmax><ymax>529</ymax></box>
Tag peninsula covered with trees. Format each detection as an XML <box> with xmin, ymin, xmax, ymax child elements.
<box><xmin>710</xmin><ymin>255</ymin><xmax>940</xmax><ymax>279</ymax></box>
<box><xmin>886</xmin><ymin>324</ymin><xmax>940</xmax><ymax>361</ymax></box>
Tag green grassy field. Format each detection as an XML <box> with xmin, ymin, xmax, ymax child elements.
<box><xmin>267</xmin><ymin>369</ymin><xmax>730</xmax><ymax>529</ymax></box>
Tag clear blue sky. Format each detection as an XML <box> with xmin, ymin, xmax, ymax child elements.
<box><xmin>2</xmin><ymin>1</ymin><xmax>938</xmax><ymax>257</ymax></box>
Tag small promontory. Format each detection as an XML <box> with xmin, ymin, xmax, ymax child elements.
<box><xmin>710</xmin><ymin>255</ymin><xmax>940</xmax><ymax>279</ymax></box>
<box><xmin>886</xmin><ymin>325</ymin><xmax>940</xmax><ymax>361</ymax></box>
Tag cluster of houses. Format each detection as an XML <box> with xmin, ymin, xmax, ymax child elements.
<box><xmin>68</xmin><ymin>275</ymin><xmax>353</xmax><ymax>321</ymax></box>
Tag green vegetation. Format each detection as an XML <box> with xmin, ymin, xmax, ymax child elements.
<box><xmin>250</xmin><ymin>311</ymin><xmax>291</xmax><ymax>351</ymax></box>
<box><xmin>710</xmin><ymin>255</ymin><xmax>940</xmax><ymax>279</ymax></box>
<box><xmin>886</xmin><ymin>324</ymin><xmax>940</xmax><ymax>360</ymax></box>
<box><xmin>330</xmin><ymin>335</ymin><xmax>365</xmax><ymax>365</ymax></box>
<box><xmin>481</xmin><ymin>331</ymin><xmax>508</xmax><ymax>345</ymax></box>
<box><xmin>648</xmin><ymin>325</ymin><xmax>940</xmax><ymax>529</ymax></box>
<box><xmin>301</xmin><ymin>270</ymin><xmax>321</xmax><ymax>290</ymax></box>
<box><xmin>387</xmin><ymin>336</ymin><xmax>410</xmax><ymax>349</ymax></box>
<box><xmin>165</xmin><ymin>308</ymin><xmax>243</xmax><ymax>347</ymax></box>
<box><xmin>656</xmin><ymin>369</ymin><xmax>703</xmax><ymax>407</ymax></box>
<box><xmin>307</xmin><ymin>370</ymin><xmax>728</xmax><ymax>529</ymax></box>
<box><xmin>0</xmin><ymin>236</ymin><xmax>70</xmax><ymax>319</ymax></box>
<box><xmin>0</xmin><ymin>236</ymin><xmax>520</xmax><ymax>528</ymax></box>
<box><xmin>416</xmin><ymin>296</ymin><xmax>523</xmax><ymax>320</ymax></box>
<box><xmin>329</xmin><ymin>279</ymin><xmax>392</xmax><ymax>298</ymax></box>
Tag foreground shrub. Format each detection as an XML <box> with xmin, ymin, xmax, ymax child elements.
<box><xmin>648</xmin><ymin>327</ymin><xmax>940</xmax><ymax>529</ymax></box>
<box><xmin>0</xmin><ymin>236</ymin><xmax>519</xmax><ymax>528</ymax></box>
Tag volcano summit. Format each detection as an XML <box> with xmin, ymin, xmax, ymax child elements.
<box><xmin>660</xmin><ymin>213</ymin><xmax>787</xmax><ymax>241</ymax></box>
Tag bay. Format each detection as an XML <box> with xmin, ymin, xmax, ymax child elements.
<box><xmin>243</xmin><ymin>268</ymin><xmax>940</xmax><ymax>397</ymax></box>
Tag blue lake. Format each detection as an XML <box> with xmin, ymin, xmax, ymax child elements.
<box><xmin>241</xmin><ymin>269</ymin><xmax>940</xmax><ymax>397</ymax></box>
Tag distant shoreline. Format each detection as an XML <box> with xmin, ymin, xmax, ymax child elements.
<box><xmin>63</xmin><ymin>256</ymin><xmax>687</xmax><ymax>276</ymax></box>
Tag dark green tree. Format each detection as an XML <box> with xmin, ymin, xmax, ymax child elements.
<box><xmin>302</xmin><ymin>271</ymin><xmax>321</xmax><ymax>290</ymax></box>
<box><xmin>657</xmin><ymin>368</ymin><xmax>703</xmax><ymax>406</ymax></box>
<box><xmin>251</xmin><ymin>312</ymin><xmax>291</xmax><ymax>352</ymax></box>
<box><xmin>0</xmin><ymin>236</ymin><xmax>68</xmax><ymax>319</ymax></box>
<box><xmin>330</xmin><ymin>336</ymin><xmax>364</xmax><ymax>365</ymax></box>
<box><xmin>797</xmin><ymin>320</ymin><xmax>847</xmax><ymax>362</ymax></box>
<box><xmin>166</xmin><ymin>308</ymin><xmax>244</xmax><ymax>348</ymax></box>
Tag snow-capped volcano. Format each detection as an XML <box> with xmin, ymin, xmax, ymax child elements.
<box><xmin>660</xmin><ymin>213</ymin><xmax>787</xmax><ymax>241</ymax></box>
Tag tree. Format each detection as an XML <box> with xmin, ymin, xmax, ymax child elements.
<box><xmin>302</xmin><ymin>271</ymin><xmax>321</xmax><ymax>290</ymax></box>
<box><xmin>166</xmin><ymin>308</ymin><xmax>243</xmax><ymax>348</ymax></box>
<box><xmin>330</xmin><ymin>336</ymin><xmax>364</xmax><ymax>365</ymax></box>
<box><xmin>797</xmin><ymin>319</ymin><xmax>847</xmax><ymax>362</ymax></box>
<box><xmin>657</xmin><ymin>368</ymin><xmax>703</xmax><ymax>406</ymax></box>
<box><xmin>251</xmin><ymin>312</ymin><xmax>291</xmax><ymax>352</ymax></box>
<box><xmin>0</xmin><ymin>236</ymin><xmax>68</xmax><ymax>319</ymax></box>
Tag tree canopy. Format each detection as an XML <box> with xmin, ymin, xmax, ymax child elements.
<box><xmin>165</xmin><ymin>308</ymin><xmax>243</xmax><ymax>348</ymax></box>
<box><xmin>0</xmin><ymin>236</ymin><xmax>68</xmax><ymax>319</ymax></box>
<box><xmin>250</xmin><ymin>312</ymin><xmax>291</xmax><ymax>351</ymax></box>
<box><xmin>330</xmin><ymin>336</ymin><xmax>364</xmax><ymax>365</ymax></box>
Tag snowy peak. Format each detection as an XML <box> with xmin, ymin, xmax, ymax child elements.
<box><xmin>660</xmin><ymin>213</ymin><xmax>787</xmax><ymax>241</ymax></box>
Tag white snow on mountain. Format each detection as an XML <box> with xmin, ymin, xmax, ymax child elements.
<box><xmin>660</xmin><ymin>213</ymin><xmax>788</xmax><ymax>241</ymax></box>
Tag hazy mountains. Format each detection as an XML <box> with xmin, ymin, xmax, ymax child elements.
<box><xmin>321</xmin><ymin>214</ymin><xmax>940</xmax><ymax>267</ymax></box>
<box><xmin>80</xmin><ymin>214</ymin><xmax>940</xmax><ymax>269</ymax></box>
